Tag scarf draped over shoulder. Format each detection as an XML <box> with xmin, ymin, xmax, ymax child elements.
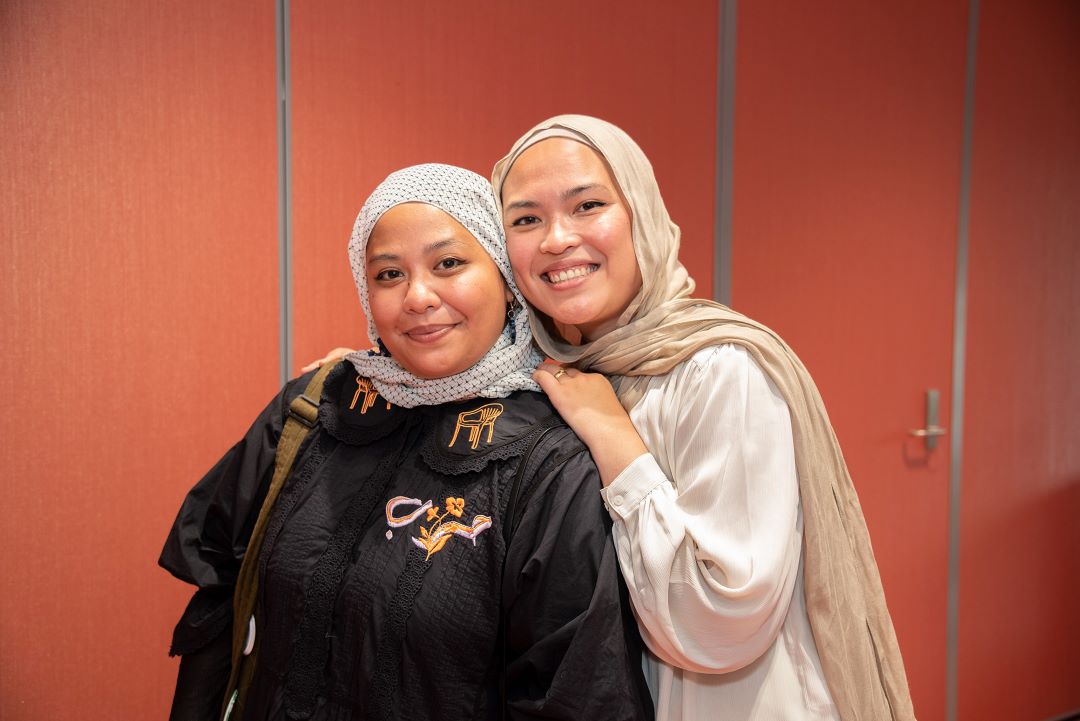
<box><xmin>492</xmin><ymin>115</ymin><xmax>916</xmax><ymax>721</ymax></box>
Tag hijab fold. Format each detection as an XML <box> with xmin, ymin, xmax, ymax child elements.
<box><xmin>493</xmin><ymin>116</ymin><xmax>916</xmax><ymax>721</ymax></box>
<box><xmin>345</xmin><ymin>163</ymin><xmax>541</xmax><ymax>408</ymax></box>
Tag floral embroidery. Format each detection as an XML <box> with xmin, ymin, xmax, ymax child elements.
<box><xmin>384</xmin><ymin>495</ymin><xmax>492</xmax><ymax>561</ymax></box>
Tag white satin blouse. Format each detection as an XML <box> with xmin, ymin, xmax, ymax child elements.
<box><xmin>601</xmin><ymin>344</ymin><xmax>840</xmax><ymax>721</ymax></box>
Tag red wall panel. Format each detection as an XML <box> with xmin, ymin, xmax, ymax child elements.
<box><xmin>959</xmin><ymin>2</ymin><xmax>1080</xmax><ymax>718</ymax></box>
<box><xmin>731</xmin><ymin>3</ymin><xmax>970</xmax><ymax>717</ymax></box>
<box><xmin>289</xmin><ymin>0</ymin><xmax>719</xmax><ymax>368</ymax></box>
<box><xmin>0</xmin><ymin>2</ymin><xmax>279</xmax><ymax>718</ymax></box>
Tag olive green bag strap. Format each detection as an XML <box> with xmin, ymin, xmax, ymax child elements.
<box><xmin>220</xmin><ymin>361</ymin><xmax>339</xmax><ymax>721</ymax></box>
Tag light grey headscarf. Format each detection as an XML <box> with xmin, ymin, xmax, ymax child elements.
<box><xmin>345</xmin><ymin>163</ymin><xmax>541</xmax><ymax>408</ymax></box>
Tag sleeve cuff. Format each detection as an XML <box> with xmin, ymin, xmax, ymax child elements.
<box><xmin>600</xmin><ymin>453</ymin><xmax>671</xmax><ymax>521</ymax></box>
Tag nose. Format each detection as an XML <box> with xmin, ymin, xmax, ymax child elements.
<box><xmin>539</xmin><ymin>216</ymin><xmax>579</xmax><ymax>255</ymax></box>
<box><xmin>402</xmin><ymin>276</ymin><xmax>440</xmax><ymax>313</ymax></box>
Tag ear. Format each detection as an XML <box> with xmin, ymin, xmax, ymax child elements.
<box><xmin>503</xmin><ymin>284</ymin><xmax>514</xmax><ymax>305</ymax></box>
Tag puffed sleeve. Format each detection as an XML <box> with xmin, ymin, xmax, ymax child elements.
<box><xmin>158</xmin><ymin>376</ymin><xmax>304</xmax><ymax>721</ymax></box>
<box><xmin>502</xmin><ymin>431</ymin><xmax>654</xmax><ymax>721</ymax></box>
<box><xmin>600</xmin><ymin>344</ymin><xmax>802</xmax><ymax>673</ymax></box>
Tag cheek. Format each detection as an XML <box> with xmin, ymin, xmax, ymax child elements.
<box><xmin>507</xmin><ymin>241</ymin><xmax>537</xmax><ymax>280</ymax></box>
<box><xmin>602</xmin><ymin>221</ymin><xmax>638</xmax><ymax>278</ymax></box>
<box><xmin>367</xmin><ymin>292</ymin><xmax>397</xmax><ymax>337</ymax></box>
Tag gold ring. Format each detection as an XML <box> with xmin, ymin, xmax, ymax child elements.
<box><xmin>553</xmin><ymin>368</ymin><xmax>567</xmax><ymax>380</ymax></box>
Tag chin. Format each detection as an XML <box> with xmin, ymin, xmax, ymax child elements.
<box><xmin>543</xmin><ymin>303</ymin><xmax>602</xmax><ymax>330</ymax></box>
<box><xmin>400</xmin><ymin>354</ymin><xmax>483</xmax><ymax>380</ymax></box>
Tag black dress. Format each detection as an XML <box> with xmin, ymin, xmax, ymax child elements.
<box><xmin>160</xmin><ymin>363</ymin><xmax>654</xmax><ymax>721</ymax></box>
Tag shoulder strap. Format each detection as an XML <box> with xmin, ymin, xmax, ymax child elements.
<box><xmin>221</xmin><ymin>361</ymin><xmax>339</xmax><ymax>720</ymax></box>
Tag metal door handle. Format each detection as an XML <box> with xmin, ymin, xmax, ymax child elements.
<box><xmin>909</xmin><ymin>389</ymin><xmax>947</xmax><ymax>450</ymax></box>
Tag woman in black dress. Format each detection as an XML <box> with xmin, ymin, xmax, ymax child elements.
<box><xmin>160</xmin><ymin>163</ymin><xmax>653</xmax><ymax>721</ymax></box>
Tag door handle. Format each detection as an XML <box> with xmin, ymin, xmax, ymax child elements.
<box><xmin>909</xmin><ymin>388</ymin><xmax>947</xmax><ymax>450</ymax></box>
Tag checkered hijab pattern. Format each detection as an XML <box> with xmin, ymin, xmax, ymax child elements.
<box><xmin>345</xmin><ymin>163</ymin><xmax>541</xmax><ymax>408</ymax></box>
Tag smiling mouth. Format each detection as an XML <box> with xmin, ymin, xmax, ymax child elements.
<box><xmin>404</xmin><ymin>324</ymin><xmax>456</xmax><ymax>342</ymax></box>
<box><xmin>543</xmin><ymin>264</ymin><xmax>599</xmax><ymax>285</ymax></box>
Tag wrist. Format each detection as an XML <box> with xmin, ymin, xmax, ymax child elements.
<box><xmin>585</xmin><ymin>422</ymin><xmax>648</xmax><ymax>487</ymax></box>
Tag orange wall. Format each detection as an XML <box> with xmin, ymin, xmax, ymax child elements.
<box><xmin>289</xmin><ymin>0</ymin><xmax>719</xmax><ymax>367</ymax></box>
<box><xmin>958</xmin><ymin>1</ymin><xmax>1080</xmax><ymax>718</ymax></box>
<box><xmin>3</xmin><ymin>2</ymin><xmax>1077</xmax><ymax>720</ymax></box>
<box><xmin>0</xmin><ymin>2</ymin><xmax>718</xmax><ymax>718</ymax></box>
<box><xmin>0</xmin><ymin>2</ymin><xmax>279</xmax><ymax>719</ymax></box>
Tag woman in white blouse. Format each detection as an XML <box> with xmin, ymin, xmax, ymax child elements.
<box><xmin>490</xmin><ymin>115</ymin><xmax>916</xmax><ymax>721</ymax></box>
<box><xmin>311</xmin><ymin>115</ymin><xmax>916</xmax><ymax>721</ymax></box>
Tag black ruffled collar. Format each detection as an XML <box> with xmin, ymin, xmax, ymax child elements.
<box><xmin>318</xmin><ymin>362</ymin><xmax>409</xmax><ymax>445</ymax></box>
<box><xmin>319</xmin><ymin>363</ymin><xmax>562</xmax><ymax>474</ymax></box>
<box><xmin>418</xmin><ymin>391</ymin><xmax>561</xmax><ymax>475</ymax></box>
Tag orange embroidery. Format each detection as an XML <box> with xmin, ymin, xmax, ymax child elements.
<box><xmin>445</xmin><ymin>497</ymin><xmax>465</xmax><ymax>517</ymax></box>
<box><xmin>384</xmin><ymin>495</ymin><xmax>492</xmax><ymax>561</ymax></box>
<box><xmin>349</xmin><ymin>376</ymin><xmax>390</xmax><ymax>414</ymax></box>
<box><xmin>448</xmin><ymin>403</ymin><xmax>504</xmax><ymax>450</ymax></box>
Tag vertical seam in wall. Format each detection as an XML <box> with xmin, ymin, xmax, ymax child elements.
<box><xmin>276</xmin><ymin>0</ymin><xmax>293</xmax><ymax>385</ymax></box>
<box><xmin>714</xmin><ymin>0</ymin><xmax>736</xmax><ymax>305</ymax></box>
<box><xmin>947</xmin><ymin>1</ymin><xmax>979</xmax><ymax>719</ymax></box>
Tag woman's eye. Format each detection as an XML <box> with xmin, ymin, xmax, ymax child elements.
<box><xmin>579</xmin><ymin>200</ymin><xmax>606</xmax><ymax>212</ymax></box>
<box><xmin>437</xmin><ymin>257</ymin><xmax>464</xmax><ymax>271</ymax></box>
<box><xmin>374</xmin><ymin>269</ymin><xmax>402</xmax><ymax>282</ymax></box>
<box><xmin>510</xmin><ymin>215</ymin><xmax>539</xmax><ymax>227</ymax></box>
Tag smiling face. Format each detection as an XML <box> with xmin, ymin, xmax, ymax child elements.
<box><xmin>365</xmin><ymin>202</ymin><xmax>512</xmax><ymax>379</ymax></box>
<box><xmin>500</xmin><ymin>138</ymin><xmax>642</xmax><ymax>342</ymax></box>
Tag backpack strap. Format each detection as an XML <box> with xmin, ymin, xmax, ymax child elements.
<box><xmin>221</xmin><ymin>361</ymin><xmax>339</xmax><ymax>720</ymax></box>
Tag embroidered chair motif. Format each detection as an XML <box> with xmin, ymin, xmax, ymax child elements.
<box><xmin>448</xmin><ymin>403</ymin><xmax>504</xmax><ymax>450</ymax></box>
<box><xmin>350</xmin><ymin>376</ymin><xmax>390</xmax><ymax>414</ymax></box>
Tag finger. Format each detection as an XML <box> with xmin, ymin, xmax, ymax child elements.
<box><xmin>300</xmin><ymin>359</ymin><xmax>323</xmax><ymax>373</ymax></box>
<box><xmin>533</xmin><ymin>368</ymin><xmax>566</xmax><ymax>396</ymax></box>
<box><xmin>534</xmin><ymin>364</ymin><xmax>566</xmax><ymax>379</ymax></box>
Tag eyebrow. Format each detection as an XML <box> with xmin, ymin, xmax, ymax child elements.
<box><xmin>368</xmin><ymin>237</ymin><xmax>461</xmax><ymax>263</ymax></box>
<box><xmin>563</xmin><ymin>183</ymin><xmax>602</xmax><ymax>200</ymax></box>
<box><xmin>503</xmin><ymin>183</ymin><xmax>606</xmax><ymax>212</ymax></box>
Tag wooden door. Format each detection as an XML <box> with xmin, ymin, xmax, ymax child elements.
<box><xmin>731</xmin><ymin>3</ymin><xmax>971</xmax><ymax>718</ymax></box>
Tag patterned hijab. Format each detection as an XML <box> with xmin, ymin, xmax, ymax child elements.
<box><xmin>492</xmin><ymin>116</ymin><xmax>916</xmax><ymax>721</ymax></box>
<box><xmin>345</xmin><ymin>163</ymin><xmax>541</xmax><ymax>408</ymax></box>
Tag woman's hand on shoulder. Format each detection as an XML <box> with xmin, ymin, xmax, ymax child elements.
<box><xmin>534</xmin><ymin>366</ymin><xmax>648</xmax><ymax>487</ymax></box>
<box><xmin>299</xmin><ymin>347</ymin><xmax>355</xmax><ymax>374</ymax></box>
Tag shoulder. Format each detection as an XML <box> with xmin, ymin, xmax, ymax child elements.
<box><xmin>685</xmin><ymin>343</ymin><xmax>756</xmax><ymax>373</ymax></box>
<box><xmin>647</xmin><ymin>343</ymin><xmax>766</xmax><ymax>393</ymax></box>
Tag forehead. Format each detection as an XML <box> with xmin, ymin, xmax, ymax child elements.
<box><xmin>367</xmin><ymin>202</ymin><xmax>477</xmax><ymax>251</ymax></box>
<box><xmin>502</xmin><ymin>138</ymin><xmax>622</xmax><ymax>201</ymax></box>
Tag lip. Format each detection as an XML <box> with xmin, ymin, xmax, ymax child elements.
<box><xmin>541</xmin><ymin>263</ymin><xmax>599</xmax><ymax>286</ymax></box>
<box><xmin>403</xmin><ymin>323</ymin><xmax>457</xmax><ymax>343</ymax></box>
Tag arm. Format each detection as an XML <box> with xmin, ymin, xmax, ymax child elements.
<box><xmin>159</xmin><ymin>377</ymin><xmax>301</xmax><ymax>720</ymax></box>
<box><xmin>502</xmin><ymin>436</ymin><xmax>653</xmax><ymax>721</ymax></box>
<box><xmin>545</xmin><ymin>346</ymin><xmax>802</xmax><ymax>674</ymax></box>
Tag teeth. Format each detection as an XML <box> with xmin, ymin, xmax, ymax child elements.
<box><xmin>546</xmin><ymin>265</ymin><xmax>596</xmax><ymax>284</ymax></box>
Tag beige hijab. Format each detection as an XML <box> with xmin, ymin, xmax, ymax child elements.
<box><xmin>492</xmin><ymin>115</ymin><xmax>916</xmax><ymax>721</ymax></box>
